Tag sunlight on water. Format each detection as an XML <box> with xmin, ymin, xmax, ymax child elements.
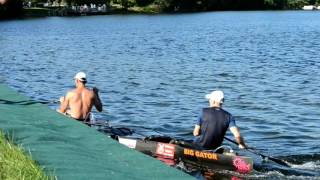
<box><xmin>291</xmin><ymin>161</ymin><xmax>320</xmax><ymax>170</ymax></box>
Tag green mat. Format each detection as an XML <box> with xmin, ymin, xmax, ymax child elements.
<box><xmin>0</xmin><ymin>84</ymin><xmax>193</xmax><ymax>180</ymax></box>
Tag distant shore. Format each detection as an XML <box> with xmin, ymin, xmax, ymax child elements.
<box><xmin>19</xmin><ymin>5</ymin><xmax>320</xmax><ymax>18</ymax></box>
<box><xmin>22</xmin><ymin>4</ymin><xmax>162</xmax><ymax>18</ymax></box>
<box><xmin>2</xmin><ymin>0</ymin><xmax>320</xmax><ymax>19</ymax></box>
<box><xmin>2</xmin><ymin>2</ymin><xmax>162</xmax><ymax>19</ymax></box>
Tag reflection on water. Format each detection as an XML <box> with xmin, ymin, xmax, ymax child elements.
<box><xmin>0</xmin><ymin>11</ymin><xmax>320</xmax><ymax>179</ymax></box>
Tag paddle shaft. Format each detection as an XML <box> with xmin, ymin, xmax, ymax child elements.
<box><xmin>224</xmin><ymin>137</ymin><xmax>290</xmax><ymax>167</ymax></box>
<box><xmin>38</xmin><ymin>100</ymin><xmax>59</xmax><ymax>104</ymax></box>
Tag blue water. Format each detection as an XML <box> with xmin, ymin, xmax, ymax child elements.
<box><xmin>0</xmin><ymin>11</ymin><xmax>319</xmax><ymax>179</ymax></box>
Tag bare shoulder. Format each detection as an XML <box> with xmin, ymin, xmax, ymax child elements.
<box><xmin>84</xmin><ymin>88</ymin><xmax>95</xmax><ymax>97</ymax></box>
<box><xmin>66</xmin><ymin>89</ymin><xmax>76</xmax><ymax>99</ymax></box>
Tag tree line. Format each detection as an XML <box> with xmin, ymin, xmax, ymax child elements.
<box><xmin>109</xmin><ymin>0</ymin><xmax>319</xmax><ymax>11</ymax></box>
<box><xmin>1</xmin><ymin>0</ymin><xmax>320</xmax><ymax>19</ymax></box>
<box><xmin>50</xmin><ymin>0</ymin><xmax>320</xmax><ymax>10</ymax></box>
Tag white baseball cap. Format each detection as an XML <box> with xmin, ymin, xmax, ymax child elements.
<box><xmin>205</xmin><ymin>90</ymin><xmax>224</xmax><ymax>103</ymax></box>
<box><xmin>74</xmin><ymin>72</ymin><xmax>87</xmax><ymax>82</ymax></box>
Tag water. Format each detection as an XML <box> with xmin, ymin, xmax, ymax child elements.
<box><xmin>0</xmin><ymin>11</ymin><xmax>319</xmax><ymax>179</ymax></box>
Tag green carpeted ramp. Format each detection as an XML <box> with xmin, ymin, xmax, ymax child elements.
<box><xmin>0</xmin><ymin>84</ymin><xmax>193</xmax><ymax>180</ymax></box>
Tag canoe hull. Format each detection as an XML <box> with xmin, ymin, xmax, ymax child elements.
<box><xmin>118</xmin><ymin>137</ymin><xmax>253</xmax><ymax>174</ymax></box>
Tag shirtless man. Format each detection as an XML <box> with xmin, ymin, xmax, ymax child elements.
<box><xmin>58</xmin><ymin>72</ymin><xmax>102</xmax><ymax>121</ymax></box>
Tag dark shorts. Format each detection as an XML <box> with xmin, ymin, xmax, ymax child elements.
<box><xmin>66</xmin><ymin>113</ymin><xmax>90</xmax><ymax>122</ymax></box>
<box><xmin>74</xmin><ymin>118</ymin><xmax>87</xmax><ymax>122</ymax></box>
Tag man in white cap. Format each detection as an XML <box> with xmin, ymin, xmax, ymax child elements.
<box><xmin>193</xmin><ymin>90</ymin><xmax>246</xmax><ymax>150</ymax></box>
<box><xmin>58</xmin><ymin>72</ymin><xmax>102</xmax><ymax>121</ymax></box>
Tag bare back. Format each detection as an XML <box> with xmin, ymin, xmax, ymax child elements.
<box><xmin>59</xmin><ymin>86</ymin><xmax>102</xmax><ymax>120</ymax></box>
<box><xmin>68</xmin><ymin>88</ymin><xmax>95</xmax><ymax>119</ymax></box>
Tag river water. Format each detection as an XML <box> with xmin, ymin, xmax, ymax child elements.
<box><xmin>0</xmin><ymin>11</ymin><xmax>319</xmax><ymax>179</ymax></box>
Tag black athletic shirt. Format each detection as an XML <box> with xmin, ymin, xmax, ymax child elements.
<box><xmin>194</xmin><ymin>107</ymin><xmax>236</xmax><ymax>150</ymax></box>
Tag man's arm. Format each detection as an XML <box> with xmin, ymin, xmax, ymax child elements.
<box><xmin>58</xmin><ymin>92</ymin><xmax>71</xmax><ymax>114</ymax></box>
<box><xmin>230</xmin><ymin>126</ymin><xmax>246</xmax><ymax>149</ymax></box>
<box><xmin>93</xmin><ymin>87</ymin><xmax>102</xmax><ymax>112</ymax></box>
<box><xmin>193</xmin><ymin>116</ymin><xmax>202</xmax><ymax>136</ymax></box>
<box><xmin>193</xmin><ymin>125</ymin><xmax>200</xmax><ymax>136</ymax></box>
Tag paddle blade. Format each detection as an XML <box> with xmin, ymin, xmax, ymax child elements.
<box><xmin>248</xmin><ymin>148</ymin><xmax>290</xmax><ymax>167</ymax></box>
<box><xmin>268</xmin><ymin>157</ymin><xmax>290</xmax><ymax>167</ymax></box>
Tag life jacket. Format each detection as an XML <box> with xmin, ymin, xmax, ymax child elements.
<box><xmin>197</xmin><ymin>107</ymin><xmax>231</xmax><ymax>149</ymax></box>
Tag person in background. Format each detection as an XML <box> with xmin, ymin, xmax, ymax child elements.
<box><xmin>193</xmin><ymin>90</ymin><xmax>246</xmax><ymax>150</ymax></box>
<box><xmin>58</xmin><ymin>72</ymin><xmax>102</xmax><ymax>122</ymax></box>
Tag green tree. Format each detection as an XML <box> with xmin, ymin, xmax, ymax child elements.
<box><xmin>135</xmin><ymin>0</ymin><xmax>153</xmax><ymax>6</ymax></box>
<box><xmin>287</xmin><ymin>0</ymin><xmax>308</xmax><ymax>9</ymax></box>
<box><xmin>153</xmin><ymin>0</ymin><xmax>171</xmax><ymax>11</ymax></box>
<box><xmin>308</xmin><ymin>0</ymin><xmax>316</xmax><ymax>4</ymax></box>
<box><xmin>120</xmin><ymin>0</ymin><xmax>128</xmax><ymax>9</ymax></box>
<box><xmin>65</xmin><ymin>0</ymin><xmax>110</xmax><ymax>6</ymax></box>
<box><xmin>116</xmin><ymin>0</ymin><xmax>134</xmax><ymax>10</ymax></box>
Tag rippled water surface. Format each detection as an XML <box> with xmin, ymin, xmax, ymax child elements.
<box><xmin>0</xmin><ymin>11</ymin><xmax>319</xmax><ymax>179</ymax></box>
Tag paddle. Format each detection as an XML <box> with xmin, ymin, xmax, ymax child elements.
<box><xmin>224</xmin><ymin>136</ymin><xmax>290</xmax><ymax>167</ymax></box>
<box><xmin>38</xmin><ymin>100</ymin><xmax>59</xmax><ymax>104</ymax></box>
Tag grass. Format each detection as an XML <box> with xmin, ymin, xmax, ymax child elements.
<box><xmin>0</xmin><ymin>132</ymin><xmax>55</xmax><ymax>180</ymax></box>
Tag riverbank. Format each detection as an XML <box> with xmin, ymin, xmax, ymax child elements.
<box><xmin>0</xmin><ymin>132</ymin><xmax>54</xmax><ymax>180</ymax></box>
<box><xmin>0</xmin><ymin>84</ymin><xmax>192</xmax><ymax>179</ymax></box>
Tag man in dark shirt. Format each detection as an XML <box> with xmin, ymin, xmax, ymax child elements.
<box><xmin>193</xmin><ymin>90</ymin><xmax>246</xmax><ymax>150</ymax></box>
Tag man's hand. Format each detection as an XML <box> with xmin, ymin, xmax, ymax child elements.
<box><xmin>193</xmin><ymin>125</ymin><xmax>201</xmax><ymax>136</ymax></box>
<box><xmin>58</xmin><ymin>96</ymin><xmax>66</xmax><ymax>114</ymax></box>
<box><xmin>238</xmin><ymin>144</ymin><xmax>246</xmax><ymax>149</ymax></box>
<box><xmin>59</xmin><ymin>96</ymin><xmax>65</xmax><ymax>104</ymax></box>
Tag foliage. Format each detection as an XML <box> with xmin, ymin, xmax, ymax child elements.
<box><xmin>0</xmin><ymin>132</ymin><xmax>55</xmax><ymax>180</ymax></box>
<box><xmin>135</xmin><ymin>0</ymin><xmax>153</xmax><ymax>6</ymax></box>
<box><xmin>65</xmin><ymin>0</ymin><xmax>110</xmax><ymax>6</ymax></box>
<box><xmin>158</xmin><ymin>0</ymin><xmax>319</xmax><ymax>11</ymax></box>
<box><xmin>287</xmin><ymin>0</ymin><xmax>309</xmax><ymax>9</ymax></box>
<box><xmin>153</xmin><ymin>0</ymin><xmax>171</xmax><ymax>11</ymax></box>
